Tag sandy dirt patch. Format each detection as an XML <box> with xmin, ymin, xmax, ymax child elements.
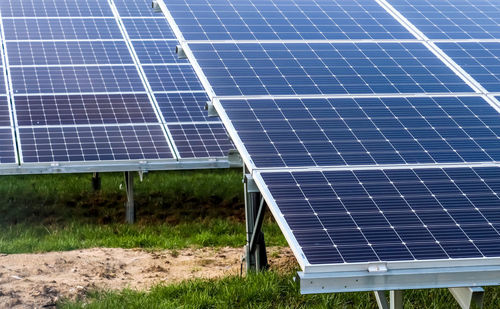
<box><xmin>0</xmin><ymin>247</ymin><xmax>295</xmax><ymax>308</ymax></box>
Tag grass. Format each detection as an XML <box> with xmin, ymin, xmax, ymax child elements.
<box><xmin>0</xmin><ymin>169</ymin><xmax>289</xmax><ymax>254</ymax></box>
<box><xmin>0</xmin><ymin>220</ymin><xmax>286</xmax><ymax>254</ymax></box>
<box><xmin>60</xmin><ymin>271</ymin><xmax>497</xmax><ymax>309</ymax></box>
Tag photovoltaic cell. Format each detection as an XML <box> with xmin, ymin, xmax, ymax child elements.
<box><xmin>3</xmin><ymin>18</ymin><xmax>123</xmax><ymax>41</ymax></box>
<box><xmin>166</xmin><ymin>0</ymin><xmax>415</xmax><ymax>40</ymax></box>
<box><xmin>19</xmin><ymin>125</ymin><xmax>173</xmax><ymax>163</ymax></box>
<box><xmin>0</xmin><ymin>74</ymin><xmax>5</xmax><ymax>94</ymax></box>
<box><xmin>189</xmin><ymin>42</ymin><xmax>473</xmax><ymax>96</ymax></box>
<box><xmin>169</xmin><ymin>122</ymin><xmax>233</xmax><ymax>158</ymax></box>
<box><xmin>438</xmin><ymin>42</ymin><xmax>500</xmax><ymax>92</ymax></box>
<box><xmin>221</xmin><ymin>96</ymin><xmax>500</xmax><ymax>168</ymax></box>
<box><xmin>155</xmin><ymin>92</ymin><xmax>212</xmax><ymax>122</ymax></box>
<box><xmin>387</xmin><ymin>0</ymin><xmax>500</xmax><ymax>39</ymax></box>
<box><xmin>14</xmin><ymin>94</ymin><xmax>159</xmax><ymax>126</ymax></box>
<box><xmin>142</xmin><ymin>65</ymin><xmax>204</xmax><ymax>92</ymax></box>
<box><xmin>260</xmin><ymin>166</ymin><xmax>500</xmax><ymax>264</ymax></box>
<box><xmin>114</xmin><ymin>0</ymin><xmax>165</xmax><ymax>17</ymax></box>
<box><xmin>0</xmin><ymin>128</ymin><xmax>17</xmax><ymax>164</ymax></box>
<box><xmin>132</xmin><ymin>40</ymin><xmax>189</xmax><ymax>64</ymax></box>
<box><xmin>122</xmin><ymin>18</ymin><xmax>176</xmax><ymax>39</ymax></box>
<box><xmin>0</xmin><ymin>0</ymin><xmax>113</xmax><ymax>17</ymax></box>
<box><xmin>11</xmin><ymin>66</ymin><xmax>145</xmax><ymax>94</ymax></box>
<box><xmin>0</xmin><ymin>97</ymin><xmax>11</xmax><ymax>127</ymax></box>
<box><xmin>7</xmin><ymin>41</ymin><xmax>134</xmax><ymax>66</ymax></box>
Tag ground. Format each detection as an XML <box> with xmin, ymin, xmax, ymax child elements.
<box><xmin>0</xmin><ymin>247</ymin><xmax>295</xmax><ymax>308</ymax></box>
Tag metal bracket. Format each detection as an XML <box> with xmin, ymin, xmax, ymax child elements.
<box><xmin>204</xmin><ymin>101</ymin><xmax>219</xmax><ymax>117</ymax></box>
<box><xmin>449</xmin><ymin>287</ymin><xmax>484</xmax><ymax>309</ymax></box>
<box><xmin>151</xmin><ymin>1</ymin><xmax>162</xmax><ymax>12</ymax></box>
<box><xmin>124</xmin><ymin>171</ymin><xmax>135</xmax><ymax>224</ymax></box>
<box><xmin>373</xmin><ymin>291</ymin><xmax>403</xmax><ymax>309</ymax></box>
<box><xmin>243</xmin><ymin>174</ymin><xmax>259</xmax><ymax>193</ymax></box>
<box><xmin>176</xmin><ymin>45</ymin><xmax>187</xmax><ymax>59</ymax></box>
<box><xmin>227</xmin><ymin>149</ymin><xmax>243</xmax><ymax>168</ymax></box>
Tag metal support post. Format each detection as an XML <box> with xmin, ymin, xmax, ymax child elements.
<box><xmin>92</xmin><ymin>172</ymin><xmax>101</xmax><ymax>191</ymax></box>
<box><xmin>124</xmin><ymin>171</ymin><xmax>135</xmax><ymax>224</ymax></box>
<box><xmin>243</xmin><ymin>169</ymin><xmax>268</xmax><ymax>273</ymax></box>
<box><xmin>390</xmin><ymin>290</ymin><xmax>403</xmax><ymax>309</ymax></box>
<box><xmin>449</xmin><ymin>287</ymin><xmax>484</xmax><ymax>309</ymax></box>
<box><xmin>373</xmin><ymin>291</ymin><xmax>403</xmax><ymax>309</ymax></box>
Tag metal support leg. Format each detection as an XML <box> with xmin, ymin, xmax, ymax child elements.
<box><xmin>243</xmin><ymin>171</ymin><xmax>268</xmax><ymax>273</ymax></box>
<box><xmin>124</xmin><ymin>172</ymin><xmax>135</xmax><ymax>224</ymax></box>
<box><xmin>374</xmin><ymin>291</ymin><xmax>389</xmax><ymax>309</ymax></box>
<box><xmin>390</xmin><ymin>290</ymin><xmax>403</xmax><ymax>309</ymax></box>
<box><xmin>374</xmin><ymin>291</ymin><xmax>403</xmax><ymax>309</ymax></box>
<box><xmin>449</xmin><ymin>287</ymin><xmax>484</xmax><ymax>309</ymax></box>
<box><xmin>92</xmin><ymin>172</ymin><xmax>101</xmax><ymax>191</ymax></box>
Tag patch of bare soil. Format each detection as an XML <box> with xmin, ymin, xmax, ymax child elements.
<box><xmin>0</xmin><ymin>247</ymin><xmax>295</xmax><ymax>308</ymax></box>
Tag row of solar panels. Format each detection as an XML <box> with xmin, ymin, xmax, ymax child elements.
<box><xmin>156</xmin><ymin>0</ymin><xmax>500</xmax><ymax>277</ymax></box>
<box><xmin>0</xmin><ymin>0</ymin><xmax>234</xmax><ymax>174</ymax></box>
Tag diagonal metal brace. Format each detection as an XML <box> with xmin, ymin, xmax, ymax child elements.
<box><xmin>449</xmin><ymin>287</ymin><xmax>484</xmax><ymax>309</ymax></box>
<box><xmin>248</xmin><ymin>196</ymin><xmax>266</xmax><ymax>254</ymax></box>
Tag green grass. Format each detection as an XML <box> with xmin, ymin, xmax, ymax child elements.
<box><xmin>0</xmin><ymin>220</ymin><xmax>286</xmax><ymax>254</ymax></box>
<box><xmin>0</xmin><ymin>169</ymin><xmax>244</xmax><ymax>225</ymax></box>
<box><xmin>60</xmin><ymin>271</ymin><xmax>497</xmax><ymax>308</ymax></box>
<box><xmin>0</xmin><ymin>169</ymin><xmax>288</xmax><ymax>254</ymax></box>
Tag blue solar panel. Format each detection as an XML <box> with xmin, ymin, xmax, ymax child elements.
<box><xmin>132</xmin><ymin>40</ymin><xmax>189</xmax><ymax>64</ymax></box>
<box><xmin>114</xmin><ymin>0</ymin><xmax>165</xmax><ymax>17</ymax></box>
<box><xmin>0</xmin><ymin>97</ymin><xmax>11</xmax><ymax>127</ymax></box>
<box><xmin>387</xmin><ymin>0</ymin><xmax>500</xmax><ymax>39</ymax></box>
<box><xmin>169</xmin><ymin>122</ymin><xmax>233</xmax><ymax>158</ymax></box>
<box><xmin>11</xmin><ymin>66</ymin><xmax>145</xmax><ymax>94</ymax></box>
<box><xmin>7</xmin><ymin>41</ymin><xmax>134</xmax><ymax>66</ymax></box>
<box><xmin>189</xmin><ymin>42</ymin><xmax>473</xmax><ymax>96</ymax></box>
<box><xmin>3</xmin><ymin>18</ymin><xmax>123</xmax><ymax>40</ymax></box>
<box><xmin>0</xmin><ymin>0</ymin><xmax>113</xmax><ymax>17</ymax></box>
<box><xmin>122</xmin><ymin>18</ymin><xmax>176</xmax><ymax>39</ymax></box>
<box><xmin>0</xmin><ymin>128</ymin><xmax>17</xmax><ymax>164</ymax></box>
<box><xmin>221</xmin><ymin>96</ymin><xmax>500</xmax><ymax>168</ymax></box>
<box><xmin>19</xmin><ymin>125</ymin><xmax>173</xmax><ymax>163</ymax></box>
<box><xmin>166</xmin><ymin>0</ymin><xmax>415</xmax><ymax>40</ymax></box>
<box><xmin>155</xmin><ymin>92</ymin><xmax>212</xmax><ymax>122</ymax></box>
<box><xmin>0</xmin><ymin>74</ymin><xmax>5</xmax><ymax>94</ymax></box>
<box><xmin>14</xmin><ymin>94</ymin><xmax>159</xmax><ymax>126</ymax></box>
<box><xmin>260</xmin><ymin>166</ymin><xmax>500</xmax><ymax>264</ymax></box>
<box><xmin>142</xmin><ymin>65</ymin><xmax>204</xmax><ymax>92</ymax></box>
<box><xmin>438</xmin><ymin>42</ymin><xmax>500</xmax><ymax>92</ymax></box>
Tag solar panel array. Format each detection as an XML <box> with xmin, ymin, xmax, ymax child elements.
<box><xmin>0</xmin><ymin>0</ymin><xmax>233</xmax><ymax>171</ymax></box>
<box><xmin>159</xmin><ymin>0</ymin><xmax>500</xmax><ymax>271</ymax></box>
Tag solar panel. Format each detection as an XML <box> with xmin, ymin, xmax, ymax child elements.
<box><xmin>166</xmin><ymin>0</ymin><xmax>416</xmax><ymax>40</ymax></box>
<box><xmin>7</xmin><ymin>41</ymin><xmax>134</xmax><ymax>66</ymax></box>
<box><xmin>0</xmin><ymin>0</ymin><xmax>114</xmax><ymax>17</ymax></box>
<box><xmin>188</xmin><ymin>42</ymin><xmax>473</xmax><ymax>96</ymax></box>
<box><xmin>122</xmin><ymin>18</ymin><xmax>176</xmax><ymax>39</ymax></box>
<box><xmin>142</xmin><ymin>65</ymin><xmax>204</xmax><ymax>92</ymax></box>
<box><xmin>3</xmin><ymin>18</ymin><xmax>124</xmax><ymax>40</ymax></box>
<box><xmin>133</xmin><ymin>40</ymin><xmax>189</xmax><ymax>64</ymax></box>
<box><xmin>114</xmin><ymin>0</ymin><xmax>165</xmax><ymax>17</ymax></box>
<box><xmin>437</xmin><ymin>42</ymin><xmax>500</xmax><ymax>92</ymax></box>
<box><xmin>258</xmin><ymin>166</ymin><xmax>500</xmax><ymax>264</ymax></box>
<box><xmin>219</xmin><ymin>96</ymin><xmax>500</xmax><ymax>168</ymax></box>
<box><xmin>18</xmin><ymin>125</ymin><xmax>174</xmax><ymax>163</ymax></box>
<box><xmin>11</xmin><ymin>66</ymin><xmax>146</xmax><ymax>94</ymax></box>
<box><xmin>14</xmin><ymin>94</ymin><xmax>159</xmax><ymax>126</ymax></box>
<box><xmin>0</xmin><ymin>97</ymin><xmax>11</xmax><ymax>127</ymax></box>
<box><xmin>155</xmin><ymin>92</ymin><xmax>212</xmax><ymax>123</ymax></box>
<box><xmin>169</xmin><ymin>122</ymin><xmax>234</xmax><ymax>158</ymax></box>
<box><xmin>0</xmin><ymin>128</ymin><xmax>17</xmax><ymax>164</ymax></box>
<box><xmin>386</xmin><ymin>0</ymin><xmax>500</xmax><ymax>40</ymax></box>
